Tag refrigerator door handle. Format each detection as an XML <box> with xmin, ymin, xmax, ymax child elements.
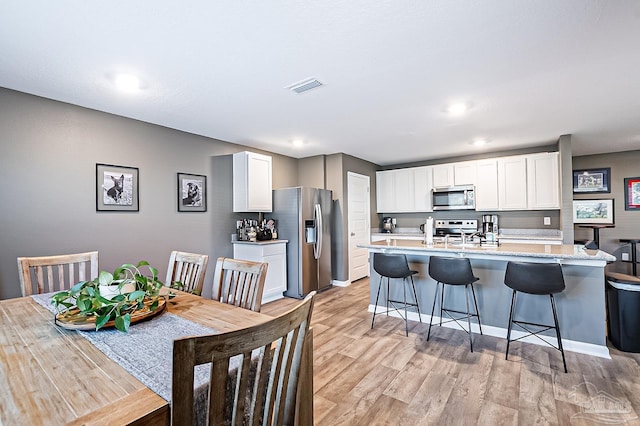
<box><xmin>314</xmin><ymin>203</ymin><xmax>322</xmax><ymax>259</ymax></box>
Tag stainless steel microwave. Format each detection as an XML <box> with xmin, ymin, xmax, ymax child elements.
<box><xmin>432</xmin><ymin>185</ymin><xmax>475</xmax><ymax>210</ymax></box>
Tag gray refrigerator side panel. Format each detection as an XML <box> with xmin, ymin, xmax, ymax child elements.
<box><xmin>318</xmin><ymin>189</ymin><xmax>333</xmax><ymax>291</ymax></box>
<box><xmin>273</xmin><ymin>188</ymin><xmax>304</xmax><ymax>298</ymax></box>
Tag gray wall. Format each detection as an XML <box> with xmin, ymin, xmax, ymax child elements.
<box><xmin>0</xmin><ymin>88</ymin><xmax>298</xmax><ymax>299</ymax></box>
<box><xmin>558</xmin><ymin>135</ymin><xmax>575</xmax><ymax>243</ymax></box>
<box><xmin>573</xmin><ymin>149</ymin><xmax>640</xmax><ymax>274</ymax></box>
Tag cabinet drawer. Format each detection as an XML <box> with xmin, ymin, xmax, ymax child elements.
<box><xmin>260</xmin><ymin>243</ymin><xmax>286</xmax><ymax>257</ymax></box>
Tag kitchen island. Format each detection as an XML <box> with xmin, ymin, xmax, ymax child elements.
<box><xmin>358</xmin><ymin>239</ymin><xmax>616</xmax><ymax>358</ymax></box>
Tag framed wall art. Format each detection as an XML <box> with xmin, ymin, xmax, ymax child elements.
<box><xmin>572</xmin><ymin>199</ymin><xmax>614</xmax><ymax>224</ymax></box>
<box><xmin>96</xmin><ymin>163</ymin><xmax>139</xmax><ymax>211</ymax></box>
<box><xmin>624</xmin><ymin>176</ymin><xmax>640</xmax><ymax>210</ymax></box>
<box><xmin>177</xmin><ymin>173</ymin><xmax>206</xmax><ymax>212</ymax></box>
<box><xmin>572</xmin><ymin>168</ymin><xmax>611</xmax><ymax>193</ymax></box>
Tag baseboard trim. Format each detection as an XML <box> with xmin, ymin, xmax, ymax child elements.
<box><xmin>368</xmin><ymin>304</ymin><xmax>610</xmax><ymax>359</ymax></box>
<box><xmin>332</xmin><ymin>280</ymin><xmax>351</xmax><ymax>287</ymax></box>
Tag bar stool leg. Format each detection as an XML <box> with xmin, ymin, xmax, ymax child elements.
<box><xmin>403</xmin><ymin>277</ymin><xmax>409</xmax><ymax>337</ymax></box>
<box><xmin>410</xmin><ymin>276</ymin><xmax>422</xmax><ymax>323</ymax></box>
<box><xmin>371</xmin><ymin>275</ymin><xmax>384</xmax><ymax>329</ymax></box>
<box><xmin>439</xmin><ymin>282</ymin><xmax>445</xmax><ymax>327</ymax></box>
<box><xmin>386</xmin><ymin>277</ymin><xmax>390</xmax><ymax>317</ymax></box>
<box><xmin>550</xmin><ymin>294</ymin><xmax>568</xmax><ymax>373</ymax></box>
<box><xmin>427</xmin><ymin>282</ymin><xmax>440</xmax><ymax>341</ymax></box>
<box><xmin>505</xmin><ymin>290</ymin><xmax>517</xmax><ymax>360</ymax></box>
<box><xmin>470</xmin><ymin>283</ymin><xmax>483</xmax><ymax>335</ymax></box>
<box><xmin>465</xmin><ymin>284</ymin><xmax>474</xmax><ymax>352</ymax></box>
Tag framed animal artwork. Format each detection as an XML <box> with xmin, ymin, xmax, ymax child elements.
<box><xmin>177</xmin><ymin>172</ymin><xmax>206</xmax><ymax>212</ymax></box>
<box><xmin>96</xmin><ymin>163</ymin><xmax>139</xmax><ymax>212</ymax></box>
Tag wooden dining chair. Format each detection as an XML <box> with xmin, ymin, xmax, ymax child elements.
<box><xmin>17</xmin><ymin>251</ymin><xmax>99</xmax><ymax>296</ymax></box>
<box><xmin>211</xmin><ymin>257</ymin><xmax>268</xmax><ymax>312</ymax></box>
<box><xmin>171</xmin><ymin>292</ymin><xmax>315</xmax><ymax>426</ymax></box>
<box><xmin>165</xmin><ymin>250</ymin><xmax>209</xmax><ymax>295</ymax></box>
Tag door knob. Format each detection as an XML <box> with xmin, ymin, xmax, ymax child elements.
<box><xmin>351</xmin><ymin>232</ymin><xmax>355</xmax><ymax>236</ymax></box>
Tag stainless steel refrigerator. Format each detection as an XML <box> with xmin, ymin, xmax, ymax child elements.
<box><xmin>273</xmin><ymin>187</ymin><xmax>332</xmax><ymax>299</ymax></box>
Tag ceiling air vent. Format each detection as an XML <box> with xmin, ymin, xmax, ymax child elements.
<box><xmin>287</xmin><ymin>78</ymin><xmax>324</xmax><ymax>94</ymax></box>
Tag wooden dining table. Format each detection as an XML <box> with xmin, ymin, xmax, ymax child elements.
<box><xmin>0</xmin><ymin>290</ymin><xmax>313</xmax><ymax>425</ymax></box>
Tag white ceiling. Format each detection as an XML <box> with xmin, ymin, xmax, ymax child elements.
<box><xmin>1</xmin><ymin>1</ymin><xmax>639</xmax><ymax>166</ymax></box>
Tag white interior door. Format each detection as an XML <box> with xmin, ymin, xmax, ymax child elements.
<box><xmin>348</xmin><ymin>172</ymin><xmax>371</xmax><ymax>283</ymax></box>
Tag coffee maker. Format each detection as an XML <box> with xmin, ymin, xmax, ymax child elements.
<box><xmin>482</xmin><ymin>214</ymin><xmax>499</xmax><ymax>242</ymax></box>
<box><xmin>382</xmin><ymin>217</ymin><xmax>396</xmax><ymax>233</ymax></box>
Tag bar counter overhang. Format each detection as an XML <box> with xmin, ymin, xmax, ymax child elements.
<box><xmin>358</xmin><ymin>239</ymin><xmax>616</xmax><ymax>358</ymax></box>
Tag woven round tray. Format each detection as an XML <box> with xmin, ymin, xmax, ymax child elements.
<box><xmin>54</xmin><ymin>297</ymin><xmax>166</xmax><ymax>331</ymax></box>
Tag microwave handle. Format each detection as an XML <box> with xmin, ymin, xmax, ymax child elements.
<box><xmin>464</xmin><ymin>189</ymin><xmax>468</xmax><ymax>205</ymax></box>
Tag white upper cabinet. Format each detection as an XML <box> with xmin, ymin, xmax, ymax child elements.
<box><xmin>413</xmin><ymin>166</ymin><xmax>433</xmax><ymax>212</ymax></box>
<box><xmin>497</xmin><ymin>155</ymin><xmax>528</xmax><ymax>210</ymax></box>
<box><xmin>233</xmin><ymin>151</ymin><xmax>273</xmax><ymax>212</ymax></box>
<box><xmin>475</xmin><ymin>159</ymin><xmax>499</xmax><ymax>211</ymax></box>
<box><xmin>376</xmin><ymin>167</ymin><xmax>432</xmax><ymax>213</ymax></box>
<box><xmin>432</xmin><ymin>164</ymin><xmax>455</xmax><ymax>188</ymax></box>
<box><xmin>375</xmin><ymin>170</ymin><xmax>394</xmax><ymax>213</ymax></box>
<box><xmin>453</xmin><ymin>161</ymin><xmax>477</xmax><ymax>186</ymax></box>
<box><xmin>527</xmin><ymin>152</ymin><xmax>560</xmax><ymax>209</ymax></box>
<box><xmin>393</xmin><ymin>168</ymin><xmax>415</xmax><ymax>212</ymax></box>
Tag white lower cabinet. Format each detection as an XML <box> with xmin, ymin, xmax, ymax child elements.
<box><xmin>232</xmin><ymin>241</ymin><xmax>287</xmax><ymax>304</ymax></box>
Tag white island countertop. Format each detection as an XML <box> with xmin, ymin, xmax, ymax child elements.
<box><xmin>359</xmin><ymin>239</ymin><xmax>616</xmax><ymax>266</ymax></box>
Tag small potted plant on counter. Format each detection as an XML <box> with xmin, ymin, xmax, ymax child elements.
<box><xmin>51</xmin><ymin>260</ymin><xmax>172</xmax><ymax>332</ymax></box>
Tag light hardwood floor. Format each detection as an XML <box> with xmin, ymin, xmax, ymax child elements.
<box><xmin>261</xmin><ymin>278</ymin><xmax>640</xmax><ymax>425</ymax></box>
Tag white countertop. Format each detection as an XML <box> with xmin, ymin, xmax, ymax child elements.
<box><xmin>359</xmin><ymin>239</ymin><xmax>616</xmax><ymax>263</ymax></box>
<box><xmin>231</xmin><ymin>239</ymin><xmax>288</xmax><ymax>245</ymax></box>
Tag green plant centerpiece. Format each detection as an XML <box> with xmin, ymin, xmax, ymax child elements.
<box><xmin>52</xmin><ymin>261</ymin><xmax>171</xmax><ymax>332</ymax></box>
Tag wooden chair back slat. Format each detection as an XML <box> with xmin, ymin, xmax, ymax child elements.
<box><xmin>211</xmin><ymin>257</ymin><xmax>268</xmax><ymax>312</ymax></box>
<box><xmin>171</xmin><ymin>292</ymin><xmax>315</xmax><ymax>426</ymax></box>
<box><xmin>17</xmin><ymin>251</ymin><xmax>99</xmax><ymax>296</ymax></box>
<box><xmin>165</xmin><ymin>251</ymin><xmax>209</xmax><ymax>294</ymax></box>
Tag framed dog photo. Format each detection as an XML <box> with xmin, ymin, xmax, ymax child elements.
<box><xmin>96</xmin><ymin>163</ymin><xmax>139</xmax><ymax>212</ymax></box>
<box><xmin>177</xmin><ymin>173</ymin><xmax>206</xmax><ymax>212</ymax></box>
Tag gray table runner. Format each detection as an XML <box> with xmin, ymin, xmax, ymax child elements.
<box><xmin>31</xmin><ymin>293</ymin><xmax>218</xmax><ymax>402</ymax></box>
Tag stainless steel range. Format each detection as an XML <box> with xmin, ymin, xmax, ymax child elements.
<box><xmin>434</xmin><ymin>219</ymin><xmax>478</xmax><ymax>238</ymax></box>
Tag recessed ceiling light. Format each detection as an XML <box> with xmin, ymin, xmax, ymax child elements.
<box><xmin>114</xmin><ymin>73</ymin><xmax>141</xmax><ymax>93</ymax></box>
<box><xmin>472</xmin><ymin>139</ymin><xmax>488</xmax><ymax>147</ymax></box>
<box><xmin>447</xmin><ymin>102</ymin><xmax>469</xmax><ymax>115</ymax></box>
<box><xmin>292</xmin><ymin>139</ymin><xmax>304</xmax><ymax>148</ymax></box>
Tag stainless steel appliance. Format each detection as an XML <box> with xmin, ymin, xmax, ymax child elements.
<box><xmin>273</xmin><ymin>187</ymin><xmax>332</xmax><ymax>298</ymax></box>
<box><xmin>382</xmin><ymin>217</ymin><xmax>396</xmax><ymax>233</ymax></box>
<box><xmin>482</xmin><ymin>214</ymin><xmax>499</xmax><ymax>243</ymax></box>
<box><xmin>432</xmin><ymin>185</ymin><xmax>475</xmax><ymax>210</ymax></box>
<box><xmin>434</xmin><ymin>219</ymin><xmax>478</xmax><ymax>238</ymax></box>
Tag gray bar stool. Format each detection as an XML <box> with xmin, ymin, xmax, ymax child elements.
<box><xmin>427</xmin><ymin>256</ymin><xmax>483</xmax><ymax>351</ymax></box>
<box><xmin>504</xmin><ymin>261</ymin><xmax>568</xmax><ymax>373</ymax></box>
<box><xmin>371</xmin><ymin>253</ymin><xmax>422</xmax><ymax>336</ymax></box>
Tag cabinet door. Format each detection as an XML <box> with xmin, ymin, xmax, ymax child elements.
<box><xmin>432</xmin><ymin>164</ymin><xmax>454</xmax><ymax>188</ymax></box>
<box><xmin>233</xmin><ymin>152</ymin><xmax>273</xmax><ymax>212</ymax></box>
<box><xmin>498</xmin><ymin>156</ymin><xmax>528</xmax><ymax>210</ymax></box>
<box><xmin>413</xmin><ymin>166</ymin><xmax>433</xmax><ymax>212</ymax></box>
<box><xmin>527</xmin><ymin>152</ymin><xmax>560</xmax><ymax>209</ymax></box>
<box><xmin>262</xmin><ymin>252</ymin><xmax>287</xmax><ymax>302</ymax></box>
<box><xmin>246</xmin><ymin>153</ymin><xmax>273</xmax><ymax>211</ymax></box>
<box><xmin>454</xmin><ymin>161</ymin><xmax>477</xmax><ymax>186</ymax></box>
<box><xmin>475</xmin><ymin>160</ymin><xmax>499</xmax><ymax>211</ymax></box>
<box><xmin>393</xmin><ymin>169</ymin><xmax>414</xmax><ymax>212</ymax></box>
<box><xmin>376</xmin><ymin>170</ymin><xmax>394</xmax><ymax>213</ymax></box>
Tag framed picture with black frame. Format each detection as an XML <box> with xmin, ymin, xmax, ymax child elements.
<box><xmin>572</xmin><ymin>168</ymin><xmax>611</xmax><ymax>193</ymax></box>
<box><xmin>624</xmin><ymin>176</ymin><xmax>640</xmax><ymax>210</ymax></box>
<box><xmin>572</xmin><ymin>199</ymin><xmax>614</xmax><ymax>224</ymax></box>
<box><xmin>177</xmin><ymin>172</ymin><xmax>206</xmax><ymax>212</ymax></box>
<box><xmin>96</xmin><ymin>163</ymin><xmax>139</xmax><ymax>211</ymax></box>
